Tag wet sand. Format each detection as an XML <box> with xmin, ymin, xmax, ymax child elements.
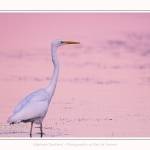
<box><xmin>0</xmin><ymin>13</ymin><xmax>150</xmax><ymax>138</ymax></box>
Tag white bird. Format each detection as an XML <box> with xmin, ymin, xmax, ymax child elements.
<box><xmin>7</xmin><ymin>39</ymin><xmax>80</xmax><ymax>137</ymax></box>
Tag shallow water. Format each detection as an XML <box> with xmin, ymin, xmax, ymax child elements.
<box><xmin>0</xmin><ymin>30</ymin><xmax>150</xmax><ymax>138</ymax></box>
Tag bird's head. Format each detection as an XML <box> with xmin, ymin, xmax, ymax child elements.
<box><xmin>51</xmin><ymin>39</ymin><xmax>80</xmax><ymax>48</ymax></box>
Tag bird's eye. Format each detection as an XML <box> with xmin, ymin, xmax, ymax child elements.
<box><xmin>61</xmin><ymin>41</ymin><xmax>65</xmax><ymax>44</ymax></box>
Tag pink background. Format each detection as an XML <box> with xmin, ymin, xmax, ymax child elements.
<box><xmin>0</xmin><ymin>13</ymin><xmax>150</xmax><ymax>137</ymax></box>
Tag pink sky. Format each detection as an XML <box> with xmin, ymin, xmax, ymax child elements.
<box><xmin>0</xmin><ymin>13</ymin><xmax>150</xmax><ymax>51</ymax></box>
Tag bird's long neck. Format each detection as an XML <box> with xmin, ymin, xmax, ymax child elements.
<box><xmin>46</xmin><ymin>45</ymin><xmax>59</xmax><ymax>97</ymax></box>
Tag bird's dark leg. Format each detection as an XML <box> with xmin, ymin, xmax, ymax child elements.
<box><xmin>30</xmin><ymin>122</ymin><xmax>33</xmax><ymax>137</ymax></box>
<box><xmin>40</xmin><ymin>123</ymin><xmax>43</xmax><ymax>137</ymax></box>
<box><xmin>30</xmin><ymin>134</ymin><xmax>32</xmax><ymax>138</ymax></box>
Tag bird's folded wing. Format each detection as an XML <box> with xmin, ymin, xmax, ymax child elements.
<box><xmin>8</xmin><ymin>99</ymin><xmax>49</xmax><ymax>123</ymax></box>
<box><xmin>14</xmin><ymin>90</ymin><xmax>47</xmax><ymax>113</ymax></box>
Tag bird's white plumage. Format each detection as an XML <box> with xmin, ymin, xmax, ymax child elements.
<box><xmin>13</xmin><ymin>89</ymin><xmax>50</xmax><ymax>113</ymax></box>
<box><xmin>7</xmin><ymin>39</ymin><xmax>80</xmax><ymax>136</ymax></box>
<box><xmin>8</xmin><ymin>89</ymin><xmax>50</xmax><ymax>124</ymax></box>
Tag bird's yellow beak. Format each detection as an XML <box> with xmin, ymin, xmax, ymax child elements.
<box><xmin>64</xmin><ymin>41</ymin><xmax>80</xmax><ymax>44</ymax></box>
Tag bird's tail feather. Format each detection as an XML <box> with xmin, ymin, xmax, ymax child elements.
<box><xmin>7</xmin><ymin>114</ymin><xmax>22</xmax><ymax>124</ymax></box>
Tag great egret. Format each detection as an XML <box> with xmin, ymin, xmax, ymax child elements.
<box><xmin>7</xmin><ymin>39</ymin><xmax>80</xmax><ymax>137</ymax></box>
